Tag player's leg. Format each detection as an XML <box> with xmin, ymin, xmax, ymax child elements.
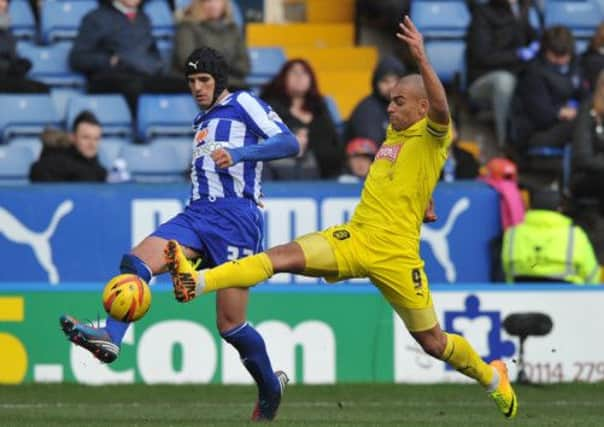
<box><xmin>61</xmin><ymin>208</ymin><xmax>203</xmax><ymax>363</ymax></box>
<box><xmin>372</xmin><ymin>264</ymin><xmax>517</xmax><ymax>418</ymax></box>
<box><xmin>216</xmin><ymin>287</ymin><xmax>288</xmax><ymax>421</ymax></box>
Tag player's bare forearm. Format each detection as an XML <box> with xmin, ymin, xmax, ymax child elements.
<box><xmin>397</xmin><ymin>16</ymin><xmax>449</xmax><ymax>125</ymax></box>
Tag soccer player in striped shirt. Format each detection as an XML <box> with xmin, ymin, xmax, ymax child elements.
<box><xmin>61</xmin><ymin>47</ymin><xmax>298</xmax><ymax>421</ymax></box>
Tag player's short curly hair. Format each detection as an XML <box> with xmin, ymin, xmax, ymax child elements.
<box><xmin>184</xmin><ymin>47</ymin><xmax>229</xmax><ymax>105</ymax></box>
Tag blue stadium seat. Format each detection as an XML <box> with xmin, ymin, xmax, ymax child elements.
<box><xmin>152</xmin><ymin>137</ymin><xmax>193</xmax><ymax>171</ymax></box>
<box><xmin>156</xmin><ymin>39</ymin><xmax>174</xmax><ymax>68</ymax></box>
<box><xmin>247</xmin><ymin>47</ymin><xmax>286</xmax><ymax>87</ymax></box>
<box><xmin>0</xmin><ymin>94</ymin><xmax>61</xmax><ymax>142</ymax></box>
<box><xmin>8</xmin><ymin>137</ymin><xmax>43</xmax><ymax>161</ymax></box>
<box><xmin>544</xmin><ymin>0</ymin><xmax>603</xmax><ymax>39</ymax></box>
<box><xmin>172</xmin><ymin>0</ymin><xmax>244</xmax><ymax>29</ymax></box>
<box><xmin>143</xmin><ymin>1</ymin><xmax>175</xmax><ymax>40</ymax></box>
<box><xmin>137</xmin><ymin>94</ymin><xmax>199</xmax><ymax>141</ymax></box>
<box><xmin>8</xmin><ymin>136</ymin><xmax>42</xmax><ymax>158</ymax></box>
<box><xmin>425</xmin><ymin>40</ymin><xmax>466</xmax><ymax>86</ymax></box>
<box><xmin>98</xmin><ymin>137</ymin><xmax>129</xmax><ymax>169</ymax></box>
<box><xmin>121</xmin><ymin>143</ymin><xmax>188</xmax><ymax>182</ymax></box>
<box><xmin>40</xmin><ymin>1</ymin><xmax>97</xmax><ymax>44</ymax></box>
<box><xmin>50</xmin><ymin>87</ymin><xmax>84</xmax><ymax>122</ymax></box>
<box><xmin>17</xmin><ymin>41</ymin><xmax>85</xmax><ymax>87</ymax></box>
<box><xmin>0</xmin><ymin>144</ymin><xmax>35</xmax><ymax>184</ymax></box>
<box><xmin>8</xmin><ymin>0</ymin><xmax>36</xmax><ymax>40</ymax></box>
<box><xmin>410</xmin><ymin>1</ymin><xmax>470</xmax><ymax>39</ymax></box>
<box><xmin>66</xmin><ymin>94</ymin><xmax>132</xmax><ymax>136</ymax></box>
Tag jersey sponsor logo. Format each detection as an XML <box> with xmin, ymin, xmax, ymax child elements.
<box><xmin>194</xmin><ymin>128</ymin><xmax>209</xmax><ymax>147</ymax></box>
<box><xmin>0</xmin><ymin>200</ymin><xmax>73</xmax><ymax>284</ymax></box>
<box><xmin>375</xmin><ymin>144</ymin><xmax>402</xmax><ymax>162</ymax></box>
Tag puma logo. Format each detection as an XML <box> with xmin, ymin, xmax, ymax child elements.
<box><xmin>0</xmin><ymin>200</ymin><xmax>74</xmax><ymax>284</ymax></box>
<box><xmin>421</xmin><ymin>197</ymin><xmax>470</xmax><ymax>282</ymax></box>
<box><xmin>188</xmin><ymin>60</ymin><xmax>199</xmax><ymax>70</ymax></box>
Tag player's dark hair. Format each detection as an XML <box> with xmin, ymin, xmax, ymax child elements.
<box><xmin>184</xmin><ymin>47</ymin><xmax>229</xmax><ymax>106</ymax></box>
<box><xmin>72</xmin><ymin>110</ymin><xmax>101</xmax><ymax>133</ymax></box>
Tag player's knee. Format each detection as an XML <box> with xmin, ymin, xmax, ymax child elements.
<box><xmin>216</xmin><ymin>311</ymin><xmax>245</xmax><ymax>334</ymax></box>
<box><xmin>267</xmin><ymin>243</ymin><xmax>305</xmax><ymax>273</ymax></box>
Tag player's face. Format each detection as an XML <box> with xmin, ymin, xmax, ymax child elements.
<box><xmin>188</xmin><ymin>72</ymin><xmax>216</xmax><ymax>108</ymax></box>
<box><xmin>118</xmin><ymin>0</ymin><xmax>141</xmax><ymax>9</ymax></box>
<box><xmin>387</xmin><ymin>81</ymin><xmax>428</xmax><ymax>131</ymax></box>
<box><xmin>73</xmin><ymin>122</ymin><xmax>102</xmax><ymax>159</ymax></box>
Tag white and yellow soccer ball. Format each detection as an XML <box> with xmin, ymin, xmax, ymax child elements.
<box><xmin>102</xmin><ymin>274</ymin><xmax>151</xmax><ymax>322</ymax></box>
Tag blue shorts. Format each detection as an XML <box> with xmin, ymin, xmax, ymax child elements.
<box><xmin>152</xmin><ymin>198</ymin><xmax>264</xmax><ymax>267</ymax></box>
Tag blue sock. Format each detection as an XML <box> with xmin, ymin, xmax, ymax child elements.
<box><xmin>222</xmin><ymin>322</ymin><xmax>280</xmax><ymax>398</ymax></box>
<box><xmin>104</xmin><ymin>254</ymin><xmax>153</xmax><ymax>345</ymax></box>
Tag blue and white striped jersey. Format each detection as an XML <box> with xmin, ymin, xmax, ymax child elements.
<box><xmin>189</xmin><ymin>91</ymin><xmax>290</xmax><ymax>203</ymax></box>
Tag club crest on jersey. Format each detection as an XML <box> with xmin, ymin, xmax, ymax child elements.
<box><xmin>194</xmin><ymin>128</ymin><xmax>209</xmax><ymax>147</ymax></box>
<box><xmin>375</xmin><ymin>144</ymin><xmax>402</xmax><ymax>162</ymax></box>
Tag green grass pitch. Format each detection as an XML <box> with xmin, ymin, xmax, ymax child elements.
<box><xmin>1</xmin><ymin>383</ymin><xmax>603</xmax><ymax>426</ymax></box>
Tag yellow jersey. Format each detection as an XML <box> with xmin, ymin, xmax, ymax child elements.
<box><xmin>350</xmin><ymin>116</ymin><xmax>452</xmax><ymax>261</ymax></box>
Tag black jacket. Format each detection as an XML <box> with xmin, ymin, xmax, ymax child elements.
<box><xmin>510</xmin><ymin>56</ymin><xmax>585</xmax><ymax>145</ymax></box>
<box><xmin>0</xmin><ymin>29</ymin><xmax>31</xmax><ymax>78</ymax></box>
<box><xmin>69</xmin><ymin>4</ymin><xmax>164</xmax><ymax>78</ymax></box>
<box><xmin>572</xmin><ymin>97</ymin><xmax>604</xmax><ymax>178</ymax></box>
<box><xmin>581</xmin><ymin>49</ymin><xmax>604</xmax><ymax>91</ymax></box>
<box><xmin>465</xmin><ymin>1</ymin><xmax>536</xmax><ymax>84</ymax></box>
<box><xmin>264</xmin><ymin>98</ymin><xmax>342</xmax><ymax>178</ymax></box>
<box><xmin>30</xmin><ymin>145</ymin><xmax>107</xmax><ymax>182</ymax></box>
<box><xmin>344</xmin><ymin>56</ymin><xmax>405</xmax><ymax>145</ymax></box>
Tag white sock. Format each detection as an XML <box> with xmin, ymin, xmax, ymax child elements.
<box><xmin>195</xmin><ymin>269</ymin><xmax>206</xmax><ymax>294</ymax></box>
<box><xmin>486</xmin><ymin>366</ymin><xmax>500</xmax><ymax>393</ymax></box>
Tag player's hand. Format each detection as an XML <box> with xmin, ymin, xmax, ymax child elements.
<box><xmin>423</xmin><ymin>198</ymin><xmax>437</xmax><ymax>223</ymax></box>
<box><xmin>211</xmin><ymin>148</ymin><xmax>234</xmax><ymax>168</ymax></box>
<box><xmin>396</xmin><ymin>16</ymin><xmax>426</xmax><ymax>64</ymax></box>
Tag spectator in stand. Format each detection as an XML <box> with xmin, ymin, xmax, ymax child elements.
<box><xmin>571</xmin><ymin>70</ymin><xmax>604</xmax><ymax>213</ymax></box>
<box><xmin>509</xmin><ymin>26</ymin><xmax>586</xmax><ymax>151</ymax></box>
<box><xmin>441</xmin><ymin>124</ymin><xmax>480</xmax><ymax>181</ymax></box>
<box><xmin>344</xmin><ymin>56</ymin><xmax>406</xmax><ymax>147</ymax></box>
<box><xmin>263</xmin><ymin>126</ymin><xmax>320</xmax><ymax>180</ymax></box>
<box><xmin>338</xmin><ymin>137</ymin><xmax>378</xmax><ymax>183</ymax></box>
<box><xmin>30</xmin><ymin>111</ymin><xmax>107</xmax><ymax>182</ymax></box>
<box><xmin>502</xmin><ymin>189</ymin><xmax>600</xmax><ymax>284</ymax></box>
<box><xmin>174</xmin><ymin>0</ymin><xmax>249</xmax><ymax>90</ymax></box>
<box><xmin>466</xmin><ymin>0</ymin><xmax>538</xmax><ymax>147</ymax></box>
<box><xmin>0</xmin><ymin>0</ymin><xmax>48</xmax><ymax>93</ymax></box>
<box><xmin>581</xmin><ymin>23</ymin><xmax>604</xmax><ymax>92</ymax></box>
<box><xmin>69</xmin><ymin>0</ymin><xmax>187</xmax><ymax>114</ymax></box>
<box><xmin>261</xmin><ymin>59</ymin><xmax>342</xmax><ymax>178</ymax></box>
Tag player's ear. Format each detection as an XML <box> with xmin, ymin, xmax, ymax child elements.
<box><xmin>418</xmin><ymin>98</ymin><xmax>429</xmax><ymax>115</ymax></box>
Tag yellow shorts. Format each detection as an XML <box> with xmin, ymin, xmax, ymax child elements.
<box><xmin>295</xmin><ymin>223</ymin><xmax>438</xmax><ymax>332</ymax></box>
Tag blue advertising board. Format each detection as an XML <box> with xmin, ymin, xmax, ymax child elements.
<box><xmin>0</xmin><ymin>181</ymin><xmax>500</xmax><ymax>285</ymax></box>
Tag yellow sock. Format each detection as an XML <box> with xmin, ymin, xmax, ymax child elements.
<box><xmin>202</xmin><ymin>253</ymin><xmax>274</xmax><ymax>293</ymax></box>
<box><xmin>442</xmin><ymin>333</ymin><xmax>494</xmax><ymax>387</ymax></box>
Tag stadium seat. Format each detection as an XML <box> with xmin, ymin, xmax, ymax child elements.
<box><xmin>305</xmin><ymin>0</ymin><xmax>354</xmax><ymax>22</ymax></box>
<box><xmin>143</xmin><ymin>1</ymin><xmax>175</xmax><ymax>40</ymax></box>
<box><xmin>0</xmin><ymin>144</ymin><xmax>34</xmax><ymax>184</ymax></box>
<box><xmin>315</xmin><ymin>70</ymin><xmax>372</xmax><ymax>119</ymax></box>
<box><xmin>98</xmin><ymin>137</ymin><xmax>128</xmax><ymax>169</ymax></box>
<box><xmin>544</xmin><ymin>0</ymin><xmax>603</xmax><ymax>39</ymax></box>
<box><xmin>50</xmin><ymin>87</ymin><xmax>84</xmax><ymax>122</ymax></box>
<box><xmin>247</xmin><ymin>47</ymin><xmax>287</xmax><ymax>87</ymax></box>
<box><xmin>152</xmin><ymin>137</ymin><xmax>193</xmax><ymax>170</ymax></box>
<box><xmin>8</xmin><ymin>0</ymin><xmax>36</xmax><ymax>40</ymax></box>
<box><xmin>284</xmin><ymin>46</ymin><xmax>378</xmax><ymax>71</ymax></box>
<box><xmin>156</xmin><ymin>39</ymin><xmax>174</xmax><ymax>68</ymax></box>
<box><xmin>66</xmin><ymin>94</ymin><xmax>132</xmax><ymax>136</ymax></box>
<box><xmin>425</xmin><ymin>40</ymin><xmax>466</xmax><ymax>86</ymax></box>
<box><xmin>16</xmin><ymin>41</ymin><xmax>85</xmax><ymax>87</ymax></box>
<box><xmin>247</xmin><ymin>23</ymin><xmax>354</xmax><ymax>48</ymax></box>
<box><xmin>121</xmin><ymin>143</ymin><xmax>188</xmax><ymax>182</ymax></box>
<box><xmin>137</xmin><ymin>94</ymin><xmax>199</xmax><ymax>141</ymax></box>
<box><xmin>8</xmin><ymin>137</ymin><xmax>43</xmax><ymax>161</ymax></box>
<box><xmin>0</xmin><ymin>94</ymin><xmax>61</xmax><ymax>142</ymax></box>
<box><xmin>40</xmin><ymin>1</ymin><xmax>97</xmax><ymax>44</ymax></box>
<box><xmin>410</xmin><ymin>1</ymin><xmax>470</xmax><ymax>39</ymax></box>
<box><xmin>172</xmin><ymin>0</ymin><xmax>244</xmax><ymax>28</ymax></box>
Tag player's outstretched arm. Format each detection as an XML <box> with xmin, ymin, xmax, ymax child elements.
<box><xmin>396</xmin><ymin>15</ymin><xmax>450</xmax><ymax>125</ymax></box>
<box><xmin>211</xmin><ymin>132</ymin><xmax>299</xmax><ymax>168</ymax></box>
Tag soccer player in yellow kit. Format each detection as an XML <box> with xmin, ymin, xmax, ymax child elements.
<box><xmin>165</xmin><ymin>16</ymin><xmax>518</xmax><ymax>420</ymax></box>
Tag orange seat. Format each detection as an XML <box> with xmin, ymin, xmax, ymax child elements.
<box><xmin>305</xmin><ymin>0</ymin><xmax>355</xmax><ymax>22</ymax></box>
<box><xmin>285</xmin><ymin>46</ymin><xmax>378</xmax><ymax>71</ymax></box>
<box><xmin>247</xmin><ymin>23</ymin><xmax>354</xmax><ymax>48</ymax></box>
<box><xmin>316</xmin><ymin>70</ymin><xmax>371</xmax><ymax>119</ymax></box>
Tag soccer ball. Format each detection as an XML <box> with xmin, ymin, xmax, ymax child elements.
<box><xmin>102</xmin><ymin>274</ymin><xmax>151</xmax><ymax>322</ymax></box>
